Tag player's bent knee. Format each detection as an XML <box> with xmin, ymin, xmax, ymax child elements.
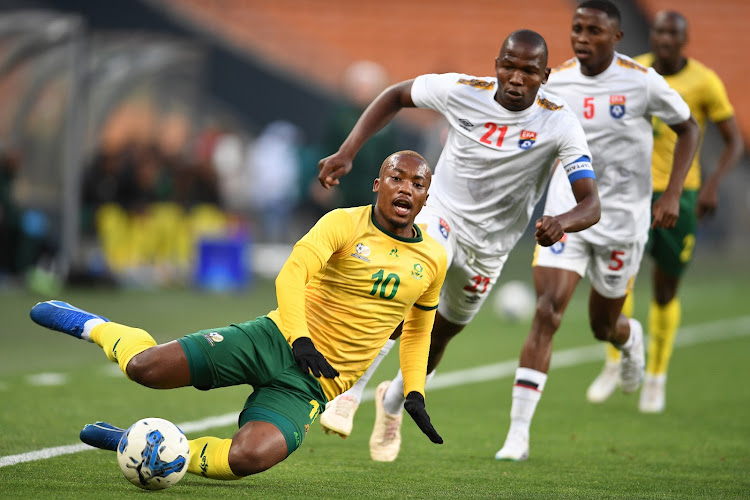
<box><xmin>590</xmin><ymin>322</ymin><xmax>613</xmax><ymax>342</ymax></box>
<box><xmin>227</xmin><ymin>443</ymin><xmax>283</xmax><ymax>476</ymax></box>
<box><xmin>534</xmin><ymin>298</ymin><xmax>564</xmax><ymax>333</ymax></box>
<box><xmin>125</xmin><ymin>353</ymin><xmax>161</xmax><ymax>387</ymax></box>
<box><xmin>126</xmin><ymin>348</ymin><xmax>178</xmax><ymax>388</ymax></box>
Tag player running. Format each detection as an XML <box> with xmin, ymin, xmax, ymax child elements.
<box><xmin>585</xmin><ymin>9</ymin><xmax>744</xmax><ymax>413</ymax></box>
<box><xmin>495</xmin><ymin>0</ymin><xmax>699</xmax><ymax>461</ymax></box>
<box><xmin>317</xmin><ymin>29</ymin><xmax>601</xmax><ymax>462</ymax></box>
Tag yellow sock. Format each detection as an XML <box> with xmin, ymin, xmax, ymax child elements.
<box><xmin>89</xmin><ymin>322</ymin><xmax>157</xmax><ymax>378</ymax></box>
<box><xmin>646</xmin><ymin>298</ymin><xmax>680</xmax><ymax>376</ymax></box>
<box><xmin>188</xmin><ymin>437</ymin><xmax>242</xmax><ymax>480</ymax></box>
<box><xmin>606</xmin><ymin>293</ymin><xmax>635</xmax><ymax>363</ymax></box>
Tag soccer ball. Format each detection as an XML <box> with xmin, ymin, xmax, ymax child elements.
<box><xmin>116</xmin><ymin>417</ymin><xmax>190</xmax><ymax>490</ymax></box>
<box><xmin>493</xmin><ymin>280</ymin><xmax>535</xmax><ymax>322</ymax></box>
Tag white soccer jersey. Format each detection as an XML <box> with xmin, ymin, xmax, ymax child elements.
<box><xmin>543</xmin><ymin>53</ymin><xmax>690</xmax><ymax>245</ymax></box>
<box><xmin>411</xmin><ymin>73</ymin><xmax>593</xmax><ymax>256</ymax></box>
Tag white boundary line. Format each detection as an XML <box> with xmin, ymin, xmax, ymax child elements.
<box><xmin>2</xmin><ymin>316</ymin><xmax>749</xmax><ymax>468</ymax></box>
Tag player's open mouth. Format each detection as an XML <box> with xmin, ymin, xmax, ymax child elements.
<box><xmin>393</xmin><ymin>199</ymin><xmax>412</xmax><ymax>216</ymax></box>
<box><xmin>574</xmin><ymin>48</ymin><xmax>591</xmax><ymax>58</ymax></box>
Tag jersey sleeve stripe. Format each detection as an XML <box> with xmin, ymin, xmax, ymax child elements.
<box><xmin>568</xmin><ymin>169</ymin><xmax>597</xmax><ymax>183</ymax></box>
<box><xmin>414</xmin><ymin>303</ymin><xmax>439</xmax><ymax>311</ymax></box>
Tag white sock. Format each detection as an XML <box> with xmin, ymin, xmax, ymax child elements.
<box><xmin>383</xmin><ymin>369</ymin><xmax>405</xmax><ymax>415</ymax></box>
<box><xmin>346</xmin><ymin>339</ymin><xmax>395</xmax><ymax>403</ymax></box>
<box><xmin>508</xmin><ymin>367</ymin><xmax>547</xmax><ymax>437</ymax></box>
<box><xmin>383</xmin><ymin>368</ymin><xmax>436</xmax><ymax>415</ymax></box>
<box><xmin>617</xmin><ymin>327</ymin><xmax>635</xmax><ymax>352</ymax></box>
<box><xmin>81</xmin><ymin>318</ymin><xmax>106</xmax><ymax>342</ymax></box>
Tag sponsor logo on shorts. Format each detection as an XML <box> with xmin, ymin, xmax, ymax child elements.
<box><xmin>202</xmin><ymin>331</ymin><xmax>224</xmax><ymax>346</ymax></box>
<box><xmin>351</xmin><ymin>242</ymin><xmax>371</xmax><ymax>263</ymax></box>
<box><xmin>604</xmin><ymin>274</ymin><xmax>621</xmax><ymax>286</ymax></box>
<box><xmin>519</xmin><ymin>130</ymin><xmax>537</xmax><ymax>150</ymax></box>
<box><xmin>550</xmin><ymin>234</ymin><xmax>567</xmax><ymax>254</ymax></box>
<box><xmin>439</xmin><ymin>218</ymin><xmax>450</xmax><ymax>239</ymax></box>
<box><xmin>610</xmin><ymin>95</ymin><xmax>626</xmax><ymax>119</ymax></box>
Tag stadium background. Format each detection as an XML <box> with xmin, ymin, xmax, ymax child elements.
<box><xmin>0</xmin><ymin>0</ymin><xmax>747</xmax><ymax>292</ymax></box>
<box><xmin>1</xmin><ymin>2</ymin><xmax>749</xmax><ymax>498</ymax></box>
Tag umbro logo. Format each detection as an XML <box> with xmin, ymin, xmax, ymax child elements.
<box><xmin>458</xmin><ymin>119</ymin><xmax>473</xmax><ymax>130</ymax></box>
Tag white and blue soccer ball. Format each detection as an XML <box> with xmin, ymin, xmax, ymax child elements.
<box><xmin>116</xmin><ymin>417</ymin><xmax>190</xmax><ymax>490</ymax></box>
<box><xmin>493</xmin><ymin>280</ymin><xmax>536</xmax><ymax>322</ymax></box>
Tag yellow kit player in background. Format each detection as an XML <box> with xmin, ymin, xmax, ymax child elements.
<box><xmin>586</xmin><ymin>10</ymin><xmax>744</xmax><ymax>413</ymax></box>
<box><xmin>30</xmin><ymin>150</ymin><xmax>447</xmax><ymax>480</ymax></box>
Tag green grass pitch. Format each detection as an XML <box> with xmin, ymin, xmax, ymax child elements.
<box><xmin>1</xmin><ymin>247</ymin><xmax>748</xmax><ymax>499</ymax></box>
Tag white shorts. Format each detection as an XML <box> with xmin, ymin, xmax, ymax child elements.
<box><xmin>533</xmin><ymin>232</ymin><xmax>645</xmax><ymax>299</ymax></box>
<box><xmin>416</xmin><ymin>203</ymin><xmax>508</xmax><ymax>325</ymax></box>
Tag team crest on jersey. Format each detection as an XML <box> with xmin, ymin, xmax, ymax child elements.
<box><xmin>610</xmin><ymin>95</ymin><xmax>626</xmax><ymax>119</ymax></box>
<box><xmin>438</xmin><ymin>218</ymin><xmax>450</xmax><ymax>239</ymax></box>
<box><xmin>550</xmin><ymin>234</ymin><xmax>567</xmax><ymax>254</ymax></box>
<box><xmin>351</xmin><ymin>242</ymin><xmax>371</xmax><ymax>263</ymax></box>
<box><xmin>518</xmin><ymin>130</ymin><xmax>537</xmax><ymax>150</ymax></box>
<box><xmin>411</xmin><ymin>263</ymin><xmax>424</xmax><ymax>280</ymax></box>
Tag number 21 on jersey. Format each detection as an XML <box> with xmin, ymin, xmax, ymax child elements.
<box><xmin>480</xmin><ymin>123</ymin><xmax>508</xmax><ymax>147</ymax></box>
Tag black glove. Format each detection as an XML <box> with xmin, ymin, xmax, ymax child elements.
<box><xmin>403</xmin><ymin>391</ymin><xmax>443</xmax><ymax>444</ymax></box>
<box><xmin>292</xmin><ymin>337</ymin><xmax>339</xmax><ymax>378</ymax></box>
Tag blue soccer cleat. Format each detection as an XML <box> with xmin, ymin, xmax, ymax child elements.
<box><xmin>80</xmin><ymin>421</ymin><xmax>125</xmax><ymax>452</ymax></box>
<box><xmin>29</xmin><ymin>300</ymin><xmax>109</xmax><ymax>340</ymax></box>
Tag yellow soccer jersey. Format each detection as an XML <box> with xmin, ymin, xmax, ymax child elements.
<box><xmin>267</xmin><ymin>205</ymin><xmax>447</xmax><ymax>401</ymax></box>
<box><xmin>635</xmin><ymin>53</ymin><xmax>735</xmax><ymax>191</ymax></box>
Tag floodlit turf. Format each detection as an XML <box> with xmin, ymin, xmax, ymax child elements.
<box><xmin>1</xmin><ymin>249</ymin><xmax>748</xmax><ymax>499</ymax></box>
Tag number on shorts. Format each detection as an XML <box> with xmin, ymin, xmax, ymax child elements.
<box><xmin>463</xmin><ymin>275</ymin><xmax>490</xmax><ymax>294</ymax></box>
<box><xmin>680</xmin><ymin>234</ymin><xmax>695</xmax><ymax>263</ymax></box>
<box><xmin>309</xmin><ymin>399</ymin><xmax>321</xmax><ymax>420</ymax></box>
<box><xmin>608</xmin><ymin>250</ymin><xmax>625</xmax><ymax>271</ymax></box>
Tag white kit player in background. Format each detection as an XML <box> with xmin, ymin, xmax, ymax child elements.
<box><xmin>495</xmin><ymin>0</ymin><xmax>699</xmax><ymax>462</ymax></box>
<box><xmin>317</xmin><ymin>29</ymin><xmax>601</xmax><ymax>462</ymax></box>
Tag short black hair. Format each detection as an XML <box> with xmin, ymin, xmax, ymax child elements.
<box><xmin>578</xmin><ymin>0</ymin><xmax>621</xmax><ymax>25</ymax></box>
<box><xmin>506</xmin><ymin>29</ymin><xmax>548</xmax><ymax>67</ymax></box>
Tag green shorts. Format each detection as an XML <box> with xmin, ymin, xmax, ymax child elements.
<box><xmin>176</xmin><ymin>316</ymin><xmax>328</xmax><ymax>456</ymax></box>
<box><xmin>647</xmin><ymin>190</ymin><xmax>698</xmax><ymax>278</ymax></box>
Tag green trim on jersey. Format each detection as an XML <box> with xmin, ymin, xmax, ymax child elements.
<box><xmin>370</xmin><ymin>209</ymin><xmax>423</xmax><ymax>242</ymax></box>
<box><xmin>414</xmin><ymin>303</ymin><xmax>438</xmax><ymax>311</ymax></box>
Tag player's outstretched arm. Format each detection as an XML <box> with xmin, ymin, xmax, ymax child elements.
<box><xmin>318</xmin><ymin>80</ymin><xmax>416</xmax><ymax>189</ymax></box>
<box><xmin>404</xmin><ymin>392</ymin><xmax>443</xmax><ymax>444</ymax></box>
<box><xmin>653</xmin><ymin>115</ymin><xmax>700</xmax><ymax>228</ymax></box>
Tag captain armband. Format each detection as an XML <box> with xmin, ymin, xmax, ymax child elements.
<box><xmin>564</xmin><ymin>155</ymin><xmax>596</xmax><ymax>183</ymax></box>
